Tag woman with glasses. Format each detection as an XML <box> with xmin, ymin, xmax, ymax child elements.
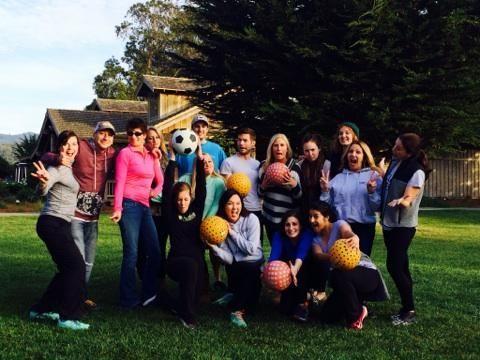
<box><xmin>111</xmin><ymin>118</ymin><xmax>164</xmax><ymax>309</ymax></box>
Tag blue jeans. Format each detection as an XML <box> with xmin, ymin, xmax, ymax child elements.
<box><xmin>71</xmin><ymin>219</ymin><xmax>98</xmax><ymax>283</ymax></box>
<box><xmin>118</xmin><ymin>199</ymin><xmax>160</xmax><ymax>307</ymax></box>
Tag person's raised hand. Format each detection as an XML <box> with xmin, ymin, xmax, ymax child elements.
<box><xmin>31</xmin><ymin>161</ymin><xmax>50</xmax><ymax>184</ymax></box>
<box><xmin>320</xmin><ymin>169</ymin><xmax>330</xmax><ymax>192</ymax></box>
<box><xmin>367</xmin><ymin>171</ymin><xmax>378</xmax><ymax>194</ymax></box>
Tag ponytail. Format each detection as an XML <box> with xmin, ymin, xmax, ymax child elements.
<box><xmin>399</xmin><ymin>133</ymin><xmax>432</xmax><ymax>180</ymax></box>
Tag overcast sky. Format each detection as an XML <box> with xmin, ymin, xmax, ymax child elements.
<box><xmin>0</xmin><ymin>0</ymin><xmax>135</xmax><ymax>134</ymax></box>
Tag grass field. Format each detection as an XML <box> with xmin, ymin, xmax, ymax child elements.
<box><xmin>0</xmin><ymin>211</ymin><xmax>479</xmax><ymax>359</ymax></box>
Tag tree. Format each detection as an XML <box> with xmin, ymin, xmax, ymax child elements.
<box><xmin>93</xmin><ymin>0</ymin><xmax>194</xmax><ymax>99</ymax></box>
<box><xmin>173</xmin><ymin>0</ymin><xmax>480</xmax><ymax>155</ymax></box>
<box><xmin>13</xmin><ymin>134</ymin><xmax>38</xmax><ymax>161</ymax></box>
<box><xmin>93</xmin><ymin>57</ymin><xmax>135</xmax><ymax>99</ymax></box>
<box><xmin>0</xmin><ymin>154</ymin><xmax>12</xmax><ymax>179</ymax></box>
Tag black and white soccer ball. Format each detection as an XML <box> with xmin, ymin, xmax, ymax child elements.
<box><xmin>171</xmin><ymin>129</ymin><xmax>198</xmax><ymax>155</ymax></box>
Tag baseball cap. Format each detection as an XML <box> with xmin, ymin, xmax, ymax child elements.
<box><xmin>94</xmin><ymin>121</ymin><xmax>116</xmax><ymax>135</ymax></box>
<box><xmin>191</xmin><ymin>114</ymin><xmax>209</xmax><ymax>127</ymax></box>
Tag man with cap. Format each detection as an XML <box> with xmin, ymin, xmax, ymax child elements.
<box><xmin>41</xmin><ymin>121</ymin><xmax>117</xmax><ymax>308</ymax></box>
<box><xmin>176</xmin><ymin>114</ymin><xmax>227</xmax><ymax>176</ymax></box>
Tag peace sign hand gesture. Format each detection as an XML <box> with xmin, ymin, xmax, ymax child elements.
<box><xmin>320</xmin><ymin>169</ymin><xmax>330</xmax><ymax>192</ymax></box>
<box><xmin>31</xmin><ymin>161</ymin><xmax>50</xmax><ymax>185</ymax></box>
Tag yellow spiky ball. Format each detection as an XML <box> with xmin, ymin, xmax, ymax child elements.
<box><xmin>329</xmin><ymin>239</ymin><xmax>361</xmax><ymax>271</ymax></box>
<box><xmin>226</xmin><ymin>173</ymin><xmax>251</xmax><ymax>197</ymax></box>
<box><xmin>200</xmin><ymin>216</ymin><xmax>229</xmax><ymax>245</ymax></box>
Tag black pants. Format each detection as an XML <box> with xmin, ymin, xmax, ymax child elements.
<box><xmin>33</xmin><ymin>215</ymin><xmax>86</xmax><ymax>320</ymax></box>
<box><xmin>320</xmin><ymin>267</ymin><xmax>380</xmax><ymax>324</ymax></box>
<box><xmin>350</xmin><ymin>222</ymin><xmax>376</xmax><ymax>256</ymax></box>
<box><xmin>167</xmin><ymin>256</ymin><xmax>205</xmax><ymax>322</ymax></box>
<box><xmin>279</xmin><ymin>260</ymin><xmax>309</xmax><ymax>315</ymax></box>
<box><xmin>307</xmin><ymin>257</ymin><xmax>330</xmax><ymax>292</ymax></box>
<box><xmin>225</xmin><ymin>259</ymin><xmax>263</xmax><ymax>314</ymax></box>
<box><xmin>384</xmin><ymin>227</ymin><xmax>416</xmax><ymax>312</ymax></box>
<box><xmin>137</xmin><ymin>214</ymin><xmax>168</xmax><ymax>280</ymax></box>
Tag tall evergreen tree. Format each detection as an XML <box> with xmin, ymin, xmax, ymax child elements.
<box><xmin>174</xmin><ymin>0</ymin><xmax>480</xmax><ymax>155</ymax></box>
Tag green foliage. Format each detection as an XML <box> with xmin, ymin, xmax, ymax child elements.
<box><xmin>93</xmin><ymin>57</ymin><xmax>136</xmax><ymax>100</ymax></box>
<box><xmin>0</xmin><ymin>212</ymin><xmax>479</xmax><ymax>358</ymax></box>
<box><xmin>174</xmin><ymin>0</ymin><xmax>480</xmax><ymax>155</ymax></box>
<box><xmin>0</xmin><ymin>154</ymin><xmax>13</xmax><ymax>179</ymax></box>
<box><xmin>12</xmin><ymin>133</ymin><xmax>38</xmax><ymax>162</ymax></box>
<box><xmin>93</xmin><ymin>0</ymin><xmax>195</xmax><ymax>100</ymax></box>
<box><xmin>0</xmin><ymin>181</ymin><xmax>39</xmax><ymax>202</ymax></box>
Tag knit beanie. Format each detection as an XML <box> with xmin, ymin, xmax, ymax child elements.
<box><xmin>339</xmin><ymin>121</ymin><xmax>360</xmax><ymax>138</ymax></box>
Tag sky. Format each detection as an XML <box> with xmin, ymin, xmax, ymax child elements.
<box><xmin>0</xmin><ymin>0</ymin><xmax>136</xmax><ymax>134</ymax></box>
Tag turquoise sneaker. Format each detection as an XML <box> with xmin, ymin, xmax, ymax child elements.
<box><xmin>230</xmin><ymin>311</ymin><xmax>247</xmax><ymax>328</ymax></box>
<box><xmin>212</xmin><ymin>292</ymin><xmax>233</xmax><ymax>306</ymax></box>
<box><xmin>57</xmin><ymin>319</ymin><xmax>90</xmax><ymax>330</ymax></box>
<box><xmin>29</xmin><ymin>310</ymin><xmax>60</xmax><ymax>322</ymax></box>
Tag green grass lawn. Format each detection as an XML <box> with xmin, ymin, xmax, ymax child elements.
<box><xmin>0</xmin><ymin>211</ymin><xmax>479</xmax><ymax>359</ymax></box>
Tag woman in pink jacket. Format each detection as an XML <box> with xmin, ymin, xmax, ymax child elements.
<box><xmin>111</xmin><ymin>118</ymin><xmax>164</xmax><ymax>308</ymax></box>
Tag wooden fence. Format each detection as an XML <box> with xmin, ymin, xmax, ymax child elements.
<box><xmin>425</xmin><ymin>149</ymin><xmax>480</xmax><ymax>199</ymax></box>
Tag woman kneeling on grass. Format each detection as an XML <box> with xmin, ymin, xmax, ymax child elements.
<box><xmin>30</xmin><ymin>130</ymin><xmax>89</xmax><ymax>330</ymax></box>
<box><xmin>309</xmin><ymin>201</ymin><xmax>389</xmax><ymax>330</ymax></box>
<box><xmin>267</xmin><ymin>210</ymin><xmax>315</xmax><ymax>322</ymax></box>
<box><xmin>208</xmin><ymin>189</ymin><xmax>264</xmax><ymax>328</ymax></box>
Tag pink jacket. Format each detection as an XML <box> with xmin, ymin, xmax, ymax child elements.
<box><xmin>114</xmin><ymin>145</ymin><xmax>163</xmax><ymax>212</ymax></box>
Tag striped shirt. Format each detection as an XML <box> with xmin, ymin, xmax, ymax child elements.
<box><xmin>258</xmin><ymin>158</ymin><xmax>302</xmax><ymax>224</ymax></box>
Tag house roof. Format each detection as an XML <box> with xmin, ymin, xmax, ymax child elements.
<box><xmin>46</xmin><ymin>109</ymin><xmax>147</xmax><ymax>138</ymax></box>
<box><xmin>92</xmin><ymin>98</ymin><xmax>148</xmax><ymax>113</ymax></box>
<box><xmin>137</xmin><ymin>75</ymin><xmax>201</xmax><ymax>97</ymax></box>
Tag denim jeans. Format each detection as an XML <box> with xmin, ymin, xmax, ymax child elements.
<box><xmin>118</xmin><ymin>199</ymin><xmax>161</xmax><ymax>307</ymax></box>
<box><xmin>71</xmin><ymin>218</ymin><xmax>98</xmax><ymax>283</ymax></box>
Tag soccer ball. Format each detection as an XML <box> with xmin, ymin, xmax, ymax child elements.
<box><xmin>329</xmin><ymin>239</ymin><xmax>361</xmax><ymax>271</ymax></box>
<box><xmin>226</xmin><ymin>173</ymin><xmax>251</xmax><ymax>197</ymax></box>
<box><xmin>262</xmin><ymin>260</ymin><xmax>292</xmax><ymax>291</ymax></box>
<box><xmin>264</xmin><ymin>162</ymin><xmax>289</xmax><ymax>186</ymax></box>
<box><xmin>171</xmin><ymin>129</ymin><xmax>198</xmax><ymax>155</ymax></box>
<box><xmin>200</xmin><ymin>216</ymin><xmax>229</xmax><ymax>245</ymax></box>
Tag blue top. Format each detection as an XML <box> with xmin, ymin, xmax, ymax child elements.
<box><xmin>176</xmin><ymin>140</ymin><xmax>227</xmax><ymax>176</ymax></box>
<box><xmin>320</xmin><ymin>168</ymin><xmax>382</xmax><ymax>224</ymax></box>
<box><xmin>312</xmin><ymin>220</ymin><xmax>348</xmax><ymax>253</ymax></box>
<box><xmin>269</xmin><ymin>229</ymin><xmax>314</xmax><ymax>262</ymax></box>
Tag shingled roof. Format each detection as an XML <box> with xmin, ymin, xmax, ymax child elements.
<box><xmin>137</xmin><ymin>75</ymin><xmax>201</xmax><ymax>96</ymax></box>
<box><xmin>46</xmin><ymin>109</ymin><xmax>147</xmax><ymax>138</ymax></box>
<box><xmin>92</xmin><ymin>98</ymin><xmax>148</xmax><ymax>113</ymax></box>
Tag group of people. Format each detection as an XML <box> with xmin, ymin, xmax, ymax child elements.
<box><xmin>30</xmin><ymin>114</ymin><xmax>430</xmax><ymax>331</ymax></box>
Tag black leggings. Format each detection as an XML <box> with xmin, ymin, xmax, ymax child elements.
<box><xmin>384</xmin><ymin>227</ymin><xmax>416</xmax><ymax>312</ymax></box>
<box><xmin>225</xmin><ymin>260</ymin><xmax>263</xmax><ymax>314</ymax></box>
<box><xmin>279</xmin><ymin>261</ymin><xmax>309</xmax><ymax>315</ymax></box>
<box><xmin>33</xmin><ymin>215</ymin><xmax>86</xmax><ymax>320</ymax></box>
<box><xmin>167</xmin><ymin>256</ymin><xmax>205</xmax><ymax>322</ymax></box>
<box><xmin>320</xmin><ymin>267</ymin><xmax>380</xmax><ymax>324</ymax></box>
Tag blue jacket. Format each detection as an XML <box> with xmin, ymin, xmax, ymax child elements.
<box><xmin>268</xmin><ymin>229</ymin><xmax>314</xmax><ymax>262</ymax></box>
<box><xmin>320</xmin><ymin>168</ymin><xmax>382</xmax><ymax>224</ymax></box>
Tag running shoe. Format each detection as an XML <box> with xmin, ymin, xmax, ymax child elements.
<box><xmin>349</xmin><ymin>305</ymin><xmax>368</xmax><ymax>330</ymax></box>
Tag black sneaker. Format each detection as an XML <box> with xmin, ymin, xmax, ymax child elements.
<box><xmin>392</xmin><ymin>310</ymin><xmax>416</xmax><ymax>326</ymax></box>
<box><xmin>293</xmin><ymin>304</ymin><xmax>309</xmax><ymax>323</ymax></box>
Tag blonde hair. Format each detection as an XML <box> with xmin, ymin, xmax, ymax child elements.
<box><xmin>331</xmin><ymin>125</ymin><xmax>360</xmax><ymax>155</ymax></box>
<box><xmin>262</xmin><ymin>133</ymin><xmax>293</xmax><ymax>171</ymax></box>
<box><xmin>190</xmin><ymin>153</ymin><xmax>225</xmax><ymax>198</ymax></box>
<box><xmin>147</xmin><ymin>127</ymin><xmax>168</xmax><ymax>169</ymax></box>
<box><xmin>341</xmin><ymin>140</ymin><xmax>381</xmax><ymax>173</ymax></box>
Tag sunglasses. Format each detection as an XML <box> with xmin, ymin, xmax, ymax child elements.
<box><xmin>127</xmin><ymin>130</ymin><xmax>144</xmax><ymax>137</ymax></box>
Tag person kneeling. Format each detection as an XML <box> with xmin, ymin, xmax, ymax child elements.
<box><xmin>309</xmin><ymin>201</ymin><xmax>389</xmax><ymax>330</ymax></box>
<box><xmin>208</xmin><ymin>190</ymin><xmax>264</xmax><ymax>328</ymax></box>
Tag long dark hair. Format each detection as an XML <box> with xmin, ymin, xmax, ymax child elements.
<box><xmin>217</xmin><ymin>189</ymin><xmax>249</xmax><ymax>219</ymax></box>
<box><xmin>56</xmin><ymin>130</ymin><xmax>78</xmax><ymax>154</ymax></box>
<box><xmin>399</xmin><ymin>133</ymin><xmax>432</xmax><ymax>180</ymax></box>
<box><xmin>301</xmin><ymin>133</ymin><xmax>325</xmax><ymax>188</ymax></box>
<box><xmin>308</xmin><ymin>201</ymin><xmax>337</xmax><ymax>223</ymax></box>
<box><xmin>279</xmin><ymin>209</ymin><xmax>305</xmax><ymax>239</ymax></box>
